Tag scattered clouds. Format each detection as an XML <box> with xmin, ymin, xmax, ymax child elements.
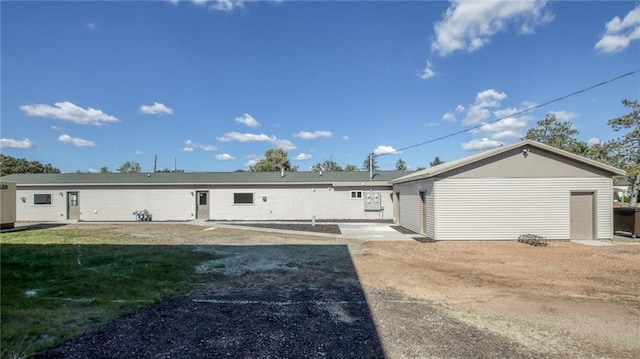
<box><xmin>462</xmin><ymin>138</ymin><xmax>504</xmax><ymax>151</ymax></box>
<box><xmin>373</xmin><ymin>145</ymin><xmax>400</xmax><ymax>155</ymax></box>
<box><xmin>595</xmin><ymin>5</ymin><xmax>640</xmax><ymax>53</ymax></box>
<box><xmin>88</xmin><ymin>168</ymin><xmax>99</xmax><ymax>173</ymax></box>
<box><xmin>140</xmin><ymin>102</ymin><xmax>174</xmax><ymax>115</ymax></box>
<box><xmin>0</xmin><ymin>138</ymin><xmax>35</xmax><ymax>149</ymax></box>
<box><xmin>442</xmin><ymin>104</ymin><xmax>466</xmax><ymax>123</ymax></box>
<box><xmin>182</xmin><ymin>139</ymin><xmax>217</xmax><ymax>152</ymax></box>
<box><xmin>431</xmin><ymin>0</ymin><xmax>553</xmax><ymax>56</ymax></box>
<box><xmin>418</xmin><ymin>60</ymin><xmax>435</xmax><ymax>80</ymax></box>
<box><xmin>191</xmin><ymin>0</ymin><xmax>244</xmax><ymax>12</ymax></box>
<box><xmin>135</xmin><ymin>150</ymin><xmax>144</xmax><ymax>155</ymax></box>
<box><xmin>295</xmin><ymin>153</ymin><xmax>313</xmax><ymax>160</ymax></box>
<box><xmin>342</xmin><ymin>135</ymin><xmax>350</xmax><ymax>141</ymax></box>
<box><xmin>243</xmin><ymin>154</ymin><xmax>262</xmax><ymax>168</ymax></box>
<box><xmin>235</xmin><ymin>113</ymin><xmax>259</xmax><ymax>127</ymax></box>
<box><xmin>217</xmin><ymin>132</ymin><xmax>297</xmax><ymax>151</ymax></box>
<box><xmin>470</xmin><ymin>116</ymin><xmax>530</xmax><ymax>140</ymax></box>
<box><xmin>20</xmin><ymin>101</ymin><xmax>119</xmax><ymax>126</ymax></box>
<box><xmin>294</xmin><ymin>130</ymin><xmax>333</xmax><ymax>139</ymax></box>
<box><xmin>58</xmin><ymin>134</ymin><xmax>96</xmax><ymax>147</ymax></box>
<box><xmin>463</xmin><ymin>89</ymin><xmax>507</xmax><ymax>125</ymax></box>
<box><xmin>215</xmin><ymin>153</ymin><xmax>235</xmax><ymax>161</ymax></box>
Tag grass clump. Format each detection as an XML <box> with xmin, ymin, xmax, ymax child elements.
<box><xmin>1</xmin><ymin>228</ymin><xmax>223</xmax><ymax>358</ymax></box>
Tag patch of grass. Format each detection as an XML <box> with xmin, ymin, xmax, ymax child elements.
<box><xmin>1</xmin><ymin>228</ymin><xmax>223</xmax><ymax>358</ymax></box>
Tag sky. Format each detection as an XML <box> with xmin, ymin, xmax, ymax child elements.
<box><xmin>1</xmin><ymin>0</ymin><xmax>639</xmax><ymax>173</ymax></box>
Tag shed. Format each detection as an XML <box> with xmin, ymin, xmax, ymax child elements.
<box><xmin>0</xmin><ymin>180</ymin><xmax>17</xmax><ymax>229</ymax></box>
<box><xmin>390</xmin><ymin>140</ymin><xmax>625</xmax><ymax>240</ymax></box>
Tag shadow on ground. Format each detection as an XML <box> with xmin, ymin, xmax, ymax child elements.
<box><xmin>35</xmin><ymin>245</ymin><xmax>386</xmax><ymax>358</ymax></box>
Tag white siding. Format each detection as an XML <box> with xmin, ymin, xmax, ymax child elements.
<box><xmin>435</xmin><ymin>177</ymin><xmax>613</xmax><ymax>240</ymax></box>
<box><xmin>395</xmin><ymin>181</ymin><xmax>434</xmax><ymax>237</ymax></box>
<box><xmin>210</xmin><ymin>186</ymin><xmax>394</xmax><ymax>221</ymax></box>
<box><xmin>16</xmin><ymin>189</ymin><xmax>67</xmax><ymax>221</ymax></box>
<box><xmin>15</xmin><ymin>185</ymin><xmax>394</xmax><ymax>222</ymax></box>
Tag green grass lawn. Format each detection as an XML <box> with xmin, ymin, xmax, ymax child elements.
<box><xmin>0</xmin><ymin>227</ymin><xmax>223</xmax><ymax>358</ymax></box>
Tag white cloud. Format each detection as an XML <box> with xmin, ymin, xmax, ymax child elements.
<box><xmin>0</xmin><ymin>138</ymin><xmax>35</xmax><ymax>149</ymax></box>
<box><xmin>295</xmin><ymin>153</ymin><xmax>313</xmax><ymax>160</ymax></box>
<box><xmin>217</xmin><ymin>132</ymin><xmax>296</xmax><ymax>150</ymax></box>
<box><xmin>463</xmin><ymin>89</ymin><xmax>507</xmax><ymax>125</ymax></box>
<box><xmin>274</xmin><ymin>139</ymin><xmax>297</xmax><ymax>151</ymax></box>
<box><xmin>182</xmin><ymin>139</ymin><xmax>217</xmax><ymax>152</ymax></box>
<box><xmin>462</xmin><ymin>138</ymin><xmax>504</xmax><ymax>151</ymax></box>
<box><xmin>427</xmin><ymin>122</ymin><xmax>440</xmax><ymax>127</ymax></box>
<box><xmin>211</xmin><ymin>0</ymin><xmax>244</xmax><ymax>12</ymax></box>
<box><xmin>235</xmin><ymin>113</ymin><xmax>259</xmax><ymax>127</ymax></box>
<box><xmin>587</xmin><ymin>137</ymin><xmax>601</xmax><ymax>146</ymax></box>
<box><xmin>442</xmin><ymin>112</ymin><xmax>457</xmax><ymax>122</ymax></box>
<box><xmin>432</xmin><ymin>0</ymin><xmax>553</xmax><ymax>56</ymax></box>
<box><xmin>217</xmin><ymin>132</ymin><xmax>275</xmax><ymax>143</ymax></box>
<box><xmin>140</xmin><ymin>102</ymin><xmax>174</xmax><ymax>115</ymax></box>
<box><xmin>20</xmin><ymin>101</ymin><xmax>119</xmax><ymax>126</ymax></box>
<box><xmin>595</xmin><ymin>5</ymin><xmax>640</xmax><ymax>53</ymax></box>
<box><xmin>549</xmin><ymin>110</ymin><xmax>578</xmax><ymax>122</ymax></box>
<box><xmin>373</xmin><ymin>145</ymin><xmax>400</xmax><ymax>155</ymax></box>
<box><xmin>294</xmin><ymin>130</ymin><xmax>333</xmax><ymax>139</ymax></box>
<box><xmin>418</xmin><ymin>60</ymin><xmax>435</xmax><ymax>80</ymax></box>
<box><xmin>135</xmin><ymin>150</ymin><xmax>144</xmax><ymax>155</ymax></box>
<box><xmin>88</xmin><ymin>168</ymin><xmax>99</xmax><ymax>173</ymax></box>
<box><xmin>58</xmin><ymin>134</ymin><xmax>96</xmax><ymax>147</ymax></box>
<box><xmin>342</xmin><ymin>135</ymin><xmax>350</xmax><ymax>141</ymax></box>
<box><xmin>50</xmin><ymin>125</ymin><xmax>62</xmax><ymax>131</ymax></box>
<box><xmin>215</xmin><ymin>153</ymin><xmax>235</xmax><ymax>161</ymax></box>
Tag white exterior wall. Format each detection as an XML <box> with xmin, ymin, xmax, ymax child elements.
<box><xmin>15</xmin><ymin>185</ymin><xmax>394</xmax><ymax>221</ymax></box>
<box><xmin>435</xmin><ymin>177</ymin><xmax>613</xmax><ymax>240</ymax></box>
<box><xmin>78</xmin><ymin>188</ymin><xmax>194</xmax><ymax>221</ymax></box>
<box><xmin>16</xmin><ymin>189</ymin><xmax>67</xmax><ymax>221</ymax></box>
<box><xmin>210</xmin><ymin>186</ymin><xmax>393</xmax><ymax>221</ymax></box>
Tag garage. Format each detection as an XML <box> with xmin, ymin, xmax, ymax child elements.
<box><xmin>390</xmin><ymin>140</ymin><xmax>625</xmax><ymax>240</ymax></box>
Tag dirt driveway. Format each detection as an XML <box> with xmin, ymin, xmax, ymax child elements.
<box><xmin>37</xmin><ymin>223</ymin><xmax>640</xmax><ymax>358</ymax></box>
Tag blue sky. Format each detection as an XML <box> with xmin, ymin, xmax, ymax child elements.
<box><xmin>2</xmin><ymin>0</ymin><xmax>639</xmax><ymax>173</ymax></box>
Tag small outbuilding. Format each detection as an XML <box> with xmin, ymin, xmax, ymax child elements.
<box><xmin>1</xmin><ymin>180</ymin><xmax>17</xmax><ymax>229</ymax></box>
<box><xmin>390</xmin><ymin>140</ymin><xmax>625</xmax><ymax>240</ymax></box>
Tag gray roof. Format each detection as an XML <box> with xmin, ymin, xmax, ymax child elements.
<box><xmin>1</xmin><ymin>170</ymin><xmax>410</xmax><ymax>186</ymax></box>
<box><xmin>391</xmin><ymin>140</ymin><xmax>625</xmax><ymax>184</ymax></box>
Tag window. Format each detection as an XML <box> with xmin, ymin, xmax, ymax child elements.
<box><xmin>34</xmin><ymin>194</ymin><xmax>52</xmax><ymax>205</ymax></box>
<box><xmin>234</xmin><ymin>192</ymin><xmax>254</xmax><ymax>204</ymax></box>
<box><xmin>350</xmin><ymin>190</ymin><xmax>363</xmax><ymax>199</ymax></box>
<box><xmin>198</xmin><ymin>192</ymin><xmax>207</xmax><ymax>205</ymax></box>
<box><xmin>69</xmin><ymin>193</ymin><xmax>78</xmax><ymax>206</ymax></box>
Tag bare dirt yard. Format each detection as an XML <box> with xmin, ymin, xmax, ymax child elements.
<box><xmin>35</xmin><ymin>223</ymin><xmax>639</xmax><ymax>358</ymax></box>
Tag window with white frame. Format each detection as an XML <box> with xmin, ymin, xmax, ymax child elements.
<box><xmin>350</xmin><ymin>190</ymin><xmax>363</xmax><ymax>199</ymax></box>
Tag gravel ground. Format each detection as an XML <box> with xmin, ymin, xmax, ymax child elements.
<box><xmin>31</xmin><ymin>223</ymin><xmax>640</xmax><ymax>358</ymax></box>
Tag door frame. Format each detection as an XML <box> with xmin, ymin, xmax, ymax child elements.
<box><xmin>67</xmin><ymin>191</ymin><xmax>80</xmax><ymax>220</ymax></box>
<box><xmin>570</xmin><ymin>191</ymin><xmax>596</xmax><ymax>240</ymax></box>
<box><xmin>195</xmin><ymin>191</ymin><xmax>210</xmax><ymax>220</ymax></box>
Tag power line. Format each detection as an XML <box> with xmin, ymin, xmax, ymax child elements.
<box><xmin>378</xmin><ymin>68</ymin><xmax>640</xmax><ymax>157</ymax></box>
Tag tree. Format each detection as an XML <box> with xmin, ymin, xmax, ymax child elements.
<box><xmin>0</xmin><ymin>154</ymin><xmax>60</xmax><ymax>176</ymax></box>
<box><xmin>523</xmin><ymin>113</ymin><xmax>587</xmax><ymax>153</ymax></box>
<box><xmin>116</xmin><ymin>161</ymin><xmax>141</xmax><ymax>173</ymax></box>
<box><xmin>250</xmin><ymin>148</ymin><xmax>298</xmax><ymax>172</ymax></box>
<box><xmin>607</xmin><ymin>99</ymin><xmax>640</xmax><ymax>206</ymax></box>
<box><xmin>429</xmin><ymin>156</ymin><xmax>444</xmax><ymax>167</ymax></box>
<box><xmin>395</xmin><ymin>158</ymin><xmax>407</xmax><ymax>171</ymax></box>
<box><xmin>312</xmin><ymin>156</ymin><xmax>343</xmax><ymax>172</ymax></box>
<box><xmin>344</xmin><ymin>164</ymin><xmax>359</xmax><ymax>172</ymax></box>
<box><xmin>362</xmin><ymin>153</ymin><xmax>379</xmax><ymax>171</ymax></box>
<box><xmin>100</xmin><ymin>166</ymin><xmax>110</xmax><ymax>173</ymax></box>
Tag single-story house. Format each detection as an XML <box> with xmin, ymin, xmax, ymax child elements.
<box><xmin>390</xmin><ymin>140</ymin><xmax>625</xmax><ymax>240</ymax></box>
<box><xmin>0</xmin><ymin>171</ymin><xmax>407</xmax><ymax>222</ymax></box>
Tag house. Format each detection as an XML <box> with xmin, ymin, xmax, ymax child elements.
<box><xmin>1</xmin><ymin>171</ymin><xmax>406</xmax><ymax>222</ymax></box>
<box><xmin>613</xmin><ymin>178</ymin><xmax>631</xmax><ymax>202</ymax></box>
<box><xmin>390</xmin><ymin>140</ymin><xmax>625</xmax><ymax>240</ymax></box>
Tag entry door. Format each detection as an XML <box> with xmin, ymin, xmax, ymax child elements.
<box><xmin>570</xmin><ymin>192</ymin><xmax>594</xmax><ymax>240</ymax></box>
<box><xmin>67</xmin><ymin>192</ymin><xmax>80</xmax><ymax>220</ymax></box>
<box><xmin>419</xmin><ymin>191</ymin><xmax>426</xmax><ymax>234</ymax></box>
<box><xmin>196</xmin><ymin>191</ymin><xmax>210</xmax><ymax>219</ymax></box>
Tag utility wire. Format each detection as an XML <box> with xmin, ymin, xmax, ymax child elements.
<box><xmin>377</xmin><ymin>68</ymin><xmax>640</xmax><ymax>157</ymax></box>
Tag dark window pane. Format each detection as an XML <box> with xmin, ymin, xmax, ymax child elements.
<box><xmin>234</xmin><ymin>193</ymin><xmax>254</xmax><ymax>204</ymax></box>
<box><xmin>34</xmin><ymin>194</ymin><xmax>52</xmax><ymax>205</ymax></box>
<box><xmin>199</xmin><ymin>192</ymin><xmax>207</xmax><ymax>205</ymax></box>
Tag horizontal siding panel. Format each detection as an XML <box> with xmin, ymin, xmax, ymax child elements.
<box><xmin>435</xmin><ymin>178</ymin><xmax>612</xmax><ymax>240</ymax></box>
<box><xmin>396</xmin><ymin>183</ymin><xmax>421</xmax><ymax>234</ymax></box>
